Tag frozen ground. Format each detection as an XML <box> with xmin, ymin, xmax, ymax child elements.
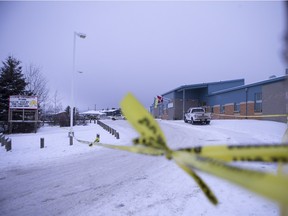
<box><xmin>0</xmin><ymin>119</ymin><xmax>287</xmax><ymax>216</ymax></box>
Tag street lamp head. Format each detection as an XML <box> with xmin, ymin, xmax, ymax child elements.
<box><xmin>76</xmin><ymin>32</ymin><xmax>86</xmax><ymax>39</ymax></box>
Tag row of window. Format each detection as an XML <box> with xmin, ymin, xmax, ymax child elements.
<box><xmin>216</xmin><ymin>92</ymin><xmax>262</xmax><ymax>113</ymax></box>
<box><xmin>155</xmin><ymin>93</ymin><xmax>263</xmax><ymax>114</ymax></box>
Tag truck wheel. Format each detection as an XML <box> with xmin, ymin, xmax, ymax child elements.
<box><xmin>184</xmin><ymin>117</ymin><xmax>188</xmax><ymax>123</ymax></box>
<box><xmin>191</xmin><ymin>118</ymin><xmax>194</xmax><ymax>125</ymax></box>
<box><xmin>206</xmin><ymin>121</ymin><xmax>210</xmax><ymax>125</ymax></box>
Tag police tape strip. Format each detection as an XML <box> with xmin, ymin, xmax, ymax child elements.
<box><xmin>75</xmin><ymin>93</ymin><xmax>288</xmax><ymax>206</ymax></box>
<box><xmin>172</xmin><ymin>151</ymin><xmax>288</xmax><ymax>206</ymax></box>
<box><xmin>75</xmin><ymin>137</ymin><xmax>165</xmax><ymax>156</ymax></box>
<box><xmin>176</xmin><ymin>161</ymin><xmax>218</xmax><ymax>204</ymax></box>
<box><xmin>76</xmin><ymin>134</ymin><xmax>288</xmax><ymax>163</ymax></box>
<box><xmin>121</xmin><ymin>93</ymin><xmax>288</xmax><ymax>206</ymax></box>
<box><xmin>119</xmin><ymin>93</ymin><xmax>170</xmax><ymax>153</ymax></box>
<box><xmin>76</xmin><ymin>136</ymin><xmax>288</xmax><ymax>205</ymax></box>
<box><xmin>212</xmin><ymin>113</ymin><xmax>288</xmax><ymax>118</ymax></box>
<box><xmin>177</xmin><ymin>144</ymin><xmax>288</xmax><ymax>162</ymax></box>
<box><xmin>77</xmin><ymin>135</ymin><xmax>288</xmax><ymax>163</ymax></box>
<box><xmin>175</xmin><ymin>150</ymin><xmax>288</xmax><ymax>206</ymax></box>
<box><xmin>78</xmin><ymin>121</ymin><xmax>288</xmax><ymax>163</ymax></box>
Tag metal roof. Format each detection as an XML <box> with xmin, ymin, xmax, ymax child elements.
<box><xmin>162</xmin><ymin>78</ymin><xmax>244</xmax><ymax>96</ymax></box>
<box><xmin>209</xmin><ymin>75</ymin><xmax>287</xmax><ymax>96</ymax></box>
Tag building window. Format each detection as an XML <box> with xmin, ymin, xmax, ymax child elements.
<box><xmin>254</xmin><ymin>92</ymin><xmax>262</xmax><ymax>112</ymax></box>
<box><xmin>234</xmin><ymin>103</ymin><xmax>240</xmax><ymax>113</ymax></box>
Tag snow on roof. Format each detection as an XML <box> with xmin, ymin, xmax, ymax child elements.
<box><xmin>101</xmin><ymin>108</ymin><xmax>120</xmax><ymax>113</ymax></box>
<box><xmin>80</xmin><ymin>110</ymin><xmax>106</xmax><ymax>115</ymax></box>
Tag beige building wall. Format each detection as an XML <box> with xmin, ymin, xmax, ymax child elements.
<box><xmin>262</xmin><ymin>77</ymin><xmax>288</xmax><ymax>123</ymax></box>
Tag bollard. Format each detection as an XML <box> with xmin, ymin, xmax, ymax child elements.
<box><xmin>68</xmin><ymin>131</ymin><xmax>74</xmax><ymax>138</ymax></box>
<box><xmin>97</xmin><ymin>121</ymin><xmax>119</xmax><ymax>140</ymax></box>
<box><xmin>0</xmin><ymin>134</ymin><xmax>5</xmax><ymax>146</ymax></box>
<box><xmin>40</xmin><ymin>138</ymin><xmax>44</xmax><ymax>148</ymax></box>
<box><xmin>5</xmin><ymin>139</ymin><xmax>11</xmax><ymax>151</ymax></box>
<box><xmin>95</xmin><ymin>134</ymin><xmax>100</xmax><ymax>142</ymax></box>
<box><xmin>69</xmin><ymin>135</ymin><xmax>73</xmax><ymax>146</ymax></box>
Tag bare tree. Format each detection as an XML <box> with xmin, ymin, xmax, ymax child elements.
<box><xmin>40</xmin><ymin>90</ymin><xmax>63</xmax><ymax>125</ymax></box>
<box><xmin>48</xmin><ymin>90</ymin><xmax>63</xmax><ymax>114</ymax></box>
<box><xmin>25</xmin><ymin>64</ymin><xmax>49</xmax><ymax>108</ymax></box>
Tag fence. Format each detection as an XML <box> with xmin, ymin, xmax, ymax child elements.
<box><xmin>97</xmin><ymin>120</ymin><xmax>120</xmax><ymax>139</ymax></box>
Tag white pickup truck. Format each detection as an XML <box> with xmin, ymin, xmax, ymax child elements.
<box><xmin>184</xmin><ymin>107</ymin><xmax>211</xmax><ymax>125</ymax></box>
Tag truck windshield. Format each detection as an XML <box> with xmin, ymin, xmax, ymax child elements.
<box><xmin>192</xmin><ymin>109</ymin><xmax>204</xmax><ymax>113</ymax></box>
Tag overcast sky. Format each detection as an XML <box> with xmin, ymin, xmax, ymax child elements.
<box><xmin>0</xmin><ymin>1</ymin><xmax>287</xmax><ymax>111</ymax></box>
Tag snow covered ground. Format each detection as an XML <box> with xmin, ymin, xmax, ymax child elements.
<box><xmin>0</xmin><ymin>119</ymin><xmax>287</xmax><ymax>216</ymax></box>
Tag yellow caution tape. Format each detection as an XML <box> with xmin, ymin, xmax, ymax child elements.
<box><xmin>76</xmin><ymin>93</ymin><xmax>288</xmax><ymax>206</ymax></box>
<box><xmin>120</xmin><ymin>93</ymin><xmax>172</xmax><ymax>158</ymax></box>
<box><xmin>212</xmin><ymin>113</ymin><xmax>288</xmax><ymax>118</ymax></box>
<box><xmin>76</xmin><ymin>138</ymin><xmax>165</xmax><ymax>156</ymax></box>
<box><xmin>175</xmin><ymin>160</ymin><xmax>218</xmax><ymax>204</ymax></box>
<box><xmin>173</xmin><ymin>151</ymin><xmax>288</xmax><ymax>205</ymax></box>
<box><xmin>77</xmin><ymin>135</ymin><xmax>288</xmax><ymax>162</ymax></box>
<box><xmin>177</xmin><ymin>144</ymin><xmax>288</xmax><ymax>162</ymax></box>
<box><xmin>95</xmin><ymin>143</ymin><xmax>165</xmax><ymax>156</ymax></box>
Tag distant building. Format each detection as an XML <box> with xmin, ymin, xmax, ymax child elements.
<box><xmin>102</xmin><ymin>108</ymin><xmax>121</xmax><ymax>117</ymax></box>
<box><xmin>151</xmin><ymin>74</ymin><xmax>288</xmax><ymax>123</ymax></box>
<box><xmin>80</xmin><ymin>110</ymin><xmax>106</xmax><ymax>119</ymax></box>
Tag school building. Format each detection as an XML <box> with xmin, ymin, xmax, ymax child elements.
<box><xmin>151</xmin><ymin>73</ymin><xmax>288</xmax><ymax>123</ymax></box>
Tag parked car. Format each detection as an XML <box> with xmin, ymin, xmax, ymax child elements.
<box><xmin>184</xmin><ymin>107</ymin><xmax>211</xmax><ymax>125</ymax></box>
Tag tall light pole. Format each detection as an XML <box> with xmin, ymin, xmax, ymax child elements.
<box><xmin>70</xmin><ymin>31</ymin><xmax>86</xmax><ymax>137</ymax></box>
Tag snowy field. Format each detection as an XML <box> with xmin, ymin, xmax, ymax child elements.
<box><xmin>0</xmin><ymin>119</ymin><xmax>287</xmax><ymax>216</ymax></box>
